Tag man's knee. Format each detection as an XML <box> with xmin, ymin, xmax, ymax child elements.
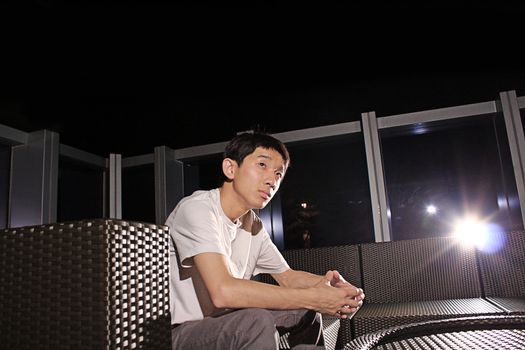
<box><xmin>233</xmin><ymin>308</ymin><xmax>278</xmax><ymax>349</ymax></box>
<box><xmin>236</xmin><ymin>308</ymin><xmax>276</xmax><ymax>333</ymax></box>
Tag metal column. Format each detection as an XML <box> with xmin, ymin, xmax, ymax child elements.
<box><xmin>108</xmin><ymin>153</ymin><xmax>122</xmax><ymax>219</ymax></box>
<box><xmin>362</xmin><ymin>111</ymin><xmax>391</xmax><ymax>242</ymax></box>
<box><xmin>9</xmin><ymin>129</ymin><xmax>59</xmax><ymax>227</ymax></box>
<box><xmin>500</xmin><ymin>90</ymin><xmax>525</xmax><ymax>228</ymax></box>
<box><xmin>154</xmin><ymin>146</ymin><xmax>184</xmax><ymax>225</ymax></box>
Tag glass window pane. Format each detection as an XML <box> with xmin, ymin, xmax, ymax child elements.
<box><xmin>381</xmin><ymin>113</ymin><xmax>523</xmax><ymax>241</ymax></box>
<box><xmin>280</xmin><ymin>134</ymin><xmax>374</xmax><ymax>249</ymax></box>
<box><xmin>183</xmin><ymin>154</ymin><xmax>223</xmax><ymax>196</ymax></box>
<box><xmin>58</xmin><ymin>157</ymin><xmax>104</xmax><ymax>222</ymax></box>
<box><xmin>122</xmin><ymin>164</ymin><xmax>155</xmax><ymax>223</ymax></box>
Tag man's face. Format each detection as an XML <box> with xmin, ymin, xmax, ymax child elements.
<box><xmin>232</xmin><ymin>147</ymin><xmax>286</xmax><ymax>209</ymax></box>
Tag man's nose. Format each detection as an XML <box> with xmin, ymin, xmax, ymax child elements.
<box><xmin>265</xmin><ymin>175</ymin><xmax>277</xmax><ymax>189</ymax></box>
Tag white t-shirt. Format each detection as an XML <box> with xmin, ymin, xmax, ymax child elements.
<box><xmin>166</xmin><ymin>188</ymin><xmax>290</xmax><ymax>324</ymax></box>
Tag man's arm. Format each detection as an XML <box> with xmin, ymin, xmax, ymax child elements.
<box><xmin>193</xmin><ymin>252</ymin><xmax>362</xmax><ymax>318</ymax></box>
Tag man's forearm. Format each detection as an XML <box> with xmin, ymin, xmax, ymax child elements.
<box><xmin>272</xmin><ymin>269</ymin><xmax>326</xmax><ymax>289</ymax></box>
<box><xmin>215</xmin><ymin>276</ymin><xmax>318</xmax><ymax>310</ymax></box>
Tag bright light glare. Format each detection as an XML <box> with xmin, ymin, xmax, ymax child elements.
<box><xmin>426</xmin><ymin>205</ymin><xmax>437</xmax><ymax>215</ymax></box>
<box><xmin>453</xmin><ymin>217</ymin><xmax>506</xmax><ymax>253</ymax></box>
<box><xmin>454</xmin><ymin>218</ymin><xmax>488</xmax><ymax>246</ymax></box>
<box><xmin>477</xmin><ymin>223</ymin><xmax>506</xmax><ymax>253</ymax></box>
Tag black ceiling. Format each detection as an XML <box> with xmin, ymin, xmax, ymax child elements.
<box><xmin>1</xmin><ymin>1</ymin><xmax>525</xmax><ymax>157</ymax></box>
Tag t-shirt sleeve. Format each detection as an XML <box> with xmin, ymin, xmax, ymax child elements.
<box><xmin>168</xmin><ymin>199</ymin><xmax>225</xmax><ymax>267</ymax></box>
<box><xmin>252</xmin><ymin>227</ymin><xmax>290</xmax><ymax>276</ymax></box>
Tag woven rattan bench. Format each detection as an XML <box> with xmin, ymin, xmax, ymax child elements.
<box><xmin>477</xmin><ymin>230</ymin><xmax>525</xmax><ymax>314</ymax></box>
<box><xmin>257</xmin><ymin>231</ymin><xmax>525</xmax><ymax>348</ymax></box>
<box><xmin>352</xmin><ymin>236</ymin><xmax>507</xmax><ymax>338</ymax></box>
<box><xmin>344</xmin><ymin>315</ymin><xmax>525</xmax><ymax>350</ymax></box>
<box><xmin>0</xmin><ymin>219</ymin><xmax>171</xmax><ymax>350</ymax></box>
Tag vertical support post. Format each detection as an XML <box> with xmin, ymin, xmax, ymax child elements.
<box><xmin>109</xmin><ymin>153</ymin><xmax>122</xmax><ymax>219</ymax></box>
<box><xmin>500</xmin><ymin>90</ymin><xmax>525</xmax><ymax>228</ymax></box>
<box><xmin>9</xmin><ymin>130</ymin><xmax>59</xmax><ymax>227</ymax></box>
<box><xmin>362</xmin><ymin>111</ymin><xmax>391</xmax><ymax>242</ymax></box>
<box><xmin>102</xmin><ymin>165</ymin><xmax>108</xmax><ymax>218</ymax></box>
<box><xmin>154</xmin><ymin>146</ymin><xmax>184</xmax><ymax>225</ymax></box>
<box><xmin>259</xmin><ymin>191</ymin><xmax>285</xmax><ymax>250</ymax></box>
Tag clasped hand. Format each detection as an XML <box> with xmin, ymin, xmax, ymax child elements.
<box><xmin>324</xmin><ymin>270</ymin><xmax>365</xmax><ymax>319</ymax></box>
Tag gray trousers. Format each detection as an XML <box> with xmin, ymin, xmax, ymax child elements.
<box><xmin>171</xmin><ymin>308</ymin><xmax>325</xmax><ymax>350</ymax></box>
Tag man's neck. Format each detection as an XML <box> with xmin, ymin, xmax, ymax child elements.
<box><xmin>219</xmin><ymin>184</ymin><xmax>249</xmax><ymax>222</ymax></box>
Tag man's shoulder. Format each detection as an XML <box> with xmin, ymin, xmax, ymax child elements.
<box><xmin>167</xmin><ymin>189</ymin><xmax>218</xmax><ymax>221</ymax></box>
<box><xmin>180</xmin><ymin>189</ymin><xmax>214</xmax><ymax>206</ymax></box>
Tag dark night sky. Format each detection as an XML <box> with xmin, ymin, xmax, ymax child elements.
<box><xmin>1</xmin><ymin>1</ymin><xmax>525</xmax><ymax>157</ymax></box>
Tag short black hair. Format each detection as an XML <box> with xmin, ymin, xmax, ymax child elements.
<box><xmin>222</xmin><ymin>132</ymin><xmax>290</xmax><ymax>182</ymax></box>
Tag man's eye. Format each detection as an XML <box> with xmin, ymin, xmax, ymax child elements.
<box><xmin>259</xmin><ymin>162</ymin><xmax>266</xmax><ymax>168</ymax></box>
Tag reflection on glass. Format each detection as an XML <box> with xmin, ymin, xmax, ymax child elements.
<box><xmin>381</xmin><ymin>113</ymin><xmax>523</xmax><ymax>241</ymax></box>
<box><xmin>280</xmin><ymin>135</ymin><xmax>374</xmax><ymax>249</ymax></box>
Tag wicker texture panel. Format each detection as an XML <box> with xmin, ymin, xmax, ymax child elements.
<box><xmin>322</xmin><ymin>315</ymin><xmax>341</xmax><ymax>350</ymax></box>
<box><xmin>486</xmin><ymin>297</ymin><xmax>525</xmax><ymax>314</ymax></box>
<box><xmin>374</xmin><ymin>329</ymin><xmax>525</xmax><ymax>350</ymax></box>
<box><xmin>352</xmin><ymin>298</ymin><xmax>504</xmax><ymax>337</ymax></box>
<box><xmin>285</xmin><ymin>245</ymin><xmax>362</xmax><ymax>347</ymax></box>
<box><xmin>284</xmin><ymin>245</ymin><xmax>362</xmax><ymax>347</ymax></box>
<box><xmin>0</xmin><ymin>219</ymin><xmax>170</xmax><ymax>350</ymax></box>
<box><xmin>477</xmin><ymin>231</ymin><xmax>525</xmax><ymax>298</ymax></box>
<box><xmin>335</xmin><ymin>318</ymin><xmax>355</xmax><ymax>350</ymax></box>
<box><xmin>360</xmin><ymin>237</ymin><xmax>482</xmax><ymax>303</ymax></box>
<box><xmin>254</xmin><ymin>245</ymin><xmax>361</xmax><ymax>286</ymax></box>
<box><xmin>344</xmin><ymin>315</ymin><xmax>525</xmax><ymax>350</ymax></box>
<box><xmin>254</xmin><ymin>272</ymin><xmax>278</xmax><ymax>285</ymax></box>
<box><xmin>282</xmin><ymin>245</ymin><xmax>362</xmax><ymax>289</ymax></box>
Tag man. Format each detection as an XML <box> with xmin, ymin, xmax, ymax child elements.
<box><xmin>167</xmin><ymin>132</ymin><xmax>364</xmax><ymax>349</ymax></box>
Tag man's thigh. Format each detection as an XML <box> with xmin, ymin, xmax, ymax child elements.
<box><xmin>171</xmin><ymin>309</ymin><xmax>324</xmax><ymax>350</ymax></box>
<box><xmin>171</xmin><ymin>308</ymin><xmax>279</xmax><ymax>350</ymax></box>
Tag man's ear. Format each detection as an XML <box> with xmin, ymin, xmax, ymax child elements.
<box><xmin>222</xmin><ymin>158</ymin><xmax>236</xmax><ymax>180</ymax></box>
